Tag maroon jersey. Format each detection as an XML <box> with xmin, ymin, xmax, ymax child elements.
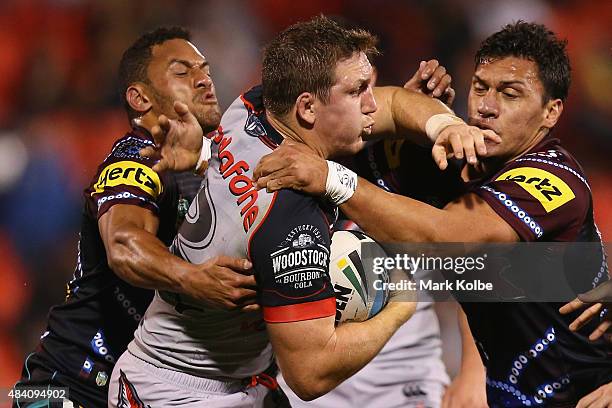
<box><xmin>354</xmin><ymin>136</ymin><xmax>609</xmax><ymax>407</ymax></box>
<box><xmin>463</xmin><ymin>137</ymin><xmax>610</xmax><ymax>407</ymax></box>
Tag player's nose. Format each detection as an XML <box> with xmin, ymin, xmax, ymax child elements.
<box><xmin>477</xmin><ymin>90</ymin><xmax>499</xmax><ymax>118</ymax></box>
<box><xmin>195</xmin><ymin>71</ymin><xmax>213</xmax><ymax>89</ymax></box>
<box><xmin>362</xmin><ymin>86</ymin><xmax>377</xmax><ymax>114</ymax></box>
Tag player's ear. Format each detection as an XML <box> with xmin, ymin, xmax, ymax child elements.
<box><xmin>126</xmin><ymin>83</ymin><xmax>153</xmax><ymax>116</ymax></box>
<box><xmin>295</xmin><ymin>92</ymin><xmax>316</xmax><ymax>125</ymax></box>
<box><xmin>542</xmin><ymin>98</ymin><xmax>563</xmax><ymax>129</ymax></box>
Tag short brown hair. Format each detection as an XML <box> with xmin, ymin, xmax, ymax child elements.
<box><xmin>262</xmin><ymin>16</ymin><xmax>378</xmax><ymax>116</ymax></box>
<box><xmin>475</xmin><ymin>21</ymin><xmax>571</xmax><ymax>103</ymax></box>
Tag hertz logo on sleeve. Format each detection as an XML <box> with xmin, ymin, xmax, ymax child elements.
<box><xmin>496</xmin><ymin>167</ymin><xmax>574</xmax><ymax>212</ymax></box>
<box><xmin>92</xmin><ymin>161</ymin><xmax>163</xmax><ymax>198</ymax></box>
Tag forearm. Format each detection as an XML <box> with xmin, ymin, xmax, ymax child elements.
<box><xmin>278</xmin><ymin>301</ymin><xmax>415</xmax><ymax>400</ymax></box>
<box><xmin>372</xmin><ymin>86</ymin><xmax>454</xmax><ymax>144</ymax></box>
<box><xmin>443</xmin><ymin>306</ymin><xmax>488</xmax><ymax>407</ymax></box>
<box><xmin>458</xmin><ymin>308</ymin><xmax>486</xmax><ymax>374</ymax></box>
<box><xmin>340</xmin><ymin>176</ymin><xmax>516</xmax><ymax>243</ymax></box>
<box><xmin>320</xmin><ymin>302</ymin><xmax>415</xmax><ymax>384</ymax></box>
<box><xmin>340</xmin><ymin>177</ymin><xmax>448</xmax><ymax>243</ymax></box>
<box><xmin>107</xmin><ymin>226</ymin><xmax>190</xmax><ymax>292</ymax></box>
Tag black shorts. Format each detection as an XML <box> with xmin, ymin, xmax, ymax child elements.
<box><xmin>13</xmin><ymin>352</ymin><xmax>105</xmax><ymax>408</ymax></box>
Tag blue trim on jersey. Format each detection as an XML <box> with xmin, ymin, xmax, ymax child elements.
<box><xmin>106</xmin><ymin>136</ymin><xmax>155</xmax><ymax>161</ymax></box>
<box><xmin>486</xmin><ymin>326</ymin><xmax>571</xmax><ymax>407</ymax></box>
<box><xmin>480</xmin><ymin>185</ymin><xmax>544</xmax><ymax>238</ymax></box>
<box><xmin>592</xmin><ymin>225</ymin><xmax>610</xmax><ymax>288</ymax></box>
<box><xmin>506</xmin><ymin>327</ymin><xmax>556</xmax><ymax>384</ymax></box>
<box><xmin>513</xmin><ymin>157</ymin><xmax>590</xmax><ymax>190</ymax></box>
<box><xmin>532</xmin><ymin>375</ymin><xmax>571</xmax><ymax>406</ymax></box>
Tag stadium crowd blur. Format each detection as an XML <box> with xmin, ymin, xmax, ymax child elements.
<box><xmin>0</xmin><ymin>0</ymin><xmax>609</xmax><ymax>394</ymax></box>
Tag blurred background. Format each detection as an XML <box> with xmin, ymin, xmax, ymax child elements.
<box><xmin>0</xmin><ymin>0</ymin><xmax>609</xmax><ymax>392</ymax></box>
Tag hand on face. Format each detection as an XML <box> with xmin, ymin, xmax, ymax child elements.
<box><xmin>432</xmin><ymin>123</ymin><xmax>501</xmax><ymax>170</ymax></box>
<box><xmin>139</xmin><ymin>101</ymin><xmax>205</xmax><ymax>173</ymax></box>
<box><xmin>467</xmin><ymin>57</ymin><xmax>559</xmax><ymax>162</ymax></box>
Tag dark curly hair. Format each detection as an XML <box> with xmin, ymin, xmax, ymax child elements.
<box><xmin>118</xmin><ymin>26</ymin><xmax>191</xmax><ymax>119</ymax></box>
<box><xmin>475</xmin><ymin>21</ymin><xmax>571</xmax><ymax>103</ymax></box>
<box><xmin>262</xmin><ymin>15</ymin><xmax>379</xmax><ymax>117</ymax></box>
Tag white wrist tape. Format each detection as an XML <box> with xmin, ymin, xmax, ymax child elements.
<box><xmin>325</xmin><ymin>161</ymin><xmax>358</xmax><ymax>206</ymax></box>
<box><xmin>425</xmin><ymin>113</ymin><xmax>465</xmax><ymax>142</ymax></box>
<box><xmin>194</xmin><ymin>136</ymin><xmax>212</xmax><ymax>175</ymax></box>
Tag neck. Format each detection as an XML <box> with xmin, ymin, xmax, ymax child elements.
<box><xmin>265</xmin><ymin>111</ymin><xmax>327</xmax><ymax>158</ymax></box>
<box><xmin>131</xmin><ymin>112</ymin><xmax>159</xmax><ymax>135</ymax></box>
<box><xmin>506</xmin><ymin>127</ymin><xmax>549</xmax><ymax>163</ymax></box>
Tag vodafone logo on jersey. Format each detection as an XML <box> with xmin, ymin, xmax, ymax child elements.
<box><xmin>213</xmin><ymin>127</ymin><xmax>259</xmax><ymax>233</ymax></box>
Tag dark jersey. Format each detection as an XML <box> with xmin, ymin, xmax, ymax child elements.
<box><xmin>351</xmin><ymin>139</ymin><xmax>464</xmax><ymax>206</ymax></box>
<box><xmin>355</xmin><ymin>137</ymin><xmax>610</xmax><ymax>407</ymax></box>
<box><xmin>16</xmin><ymin>128</ymin><xmax>201</xmax><ymax>407</ymax></box>
<box><xmin>463</xmin><ymin>137</ymin><xmax>611</xmax><ymax>407</ymax></box>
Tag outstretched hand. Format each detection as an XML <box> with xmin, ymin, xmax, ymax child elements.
<box><xmin>139</xmin><ymin>101</ymin><xmax>205</xmax><ymax>173</ymax></box>
<box><xmin>404</xmin><ymin>59</ymin><xmax>455</xmax><ymax>106</ymax></box>
<box><xmin>433</xmin><ymin>124</ymin><xmax>501</xmax><ymax>170</ymax></box>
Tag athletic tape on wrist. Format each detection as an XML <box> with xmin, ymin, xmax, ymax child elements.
<box><xmin>425</xmin><ymin>113</ymin><xmax>465</xmax><ymax>142</ymax></box>
<box><xmin>325</xmin><ymin>161</ymin><xmax>358</xmax><ymax>206</ymax></box>
<box><xmin>194</xmin><ymin>136</ymin><xmax>212</xmax><ymax>176</ymax></box>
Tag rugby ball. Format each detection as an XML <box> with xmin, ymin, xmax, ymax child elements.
<box><xmin>329</xmin><ymin>230</ymin><xmax>390</xmax><ymax>325</ymax></box>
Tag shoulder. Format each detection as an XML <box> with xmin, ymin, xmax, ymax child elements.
<box><xmin>248</xmin><ymin>189</ymin><xmax>336</xmax><ymax>322</ymax></box>
<box><xmin>249</xmin><ymin>189</ymin><xmax>334</xmax><ymax>256</ymax></box>
<box><xmin>105</xmin><ymin>130</ymin><xmax>157</xmax><ymax>162</ymax></box>
<box><xmin>475</xmin><ymin>141</ymin><xmax>591</xmax><ymax>241</ymax></box>
<box><xmin>85</xmin><ymin>129</ymin><xmax>168</xmax><ymax>218</ymax></box>
<box><xmin>493</xmin><ymin>143</ymin><xmax>590</xmax><ymax>212</ymax></box>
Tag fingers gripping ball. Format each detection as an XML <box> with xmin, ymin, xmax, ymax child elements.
<box><xmin>329</xmin><ymin>230</ymin><xmax>390</xmax><ymax>325</ymax></box>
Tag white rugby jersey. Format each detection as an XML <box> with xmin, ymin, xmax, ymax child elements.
<box><xmin>129</xmin><ymin>86</ymin><xmax>337</xmax><ymax>379</ymax></box>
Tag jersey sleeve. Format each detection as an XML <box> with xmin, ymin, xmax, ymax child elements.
<box><xmin>87</xmin><ymin>134</ymin><xmax>165</xmax><ymax>219</ymax></box>
<box><xmin>249</xmin><ymin>190</ymin><xmax>336</xmax><ymax>323</ymax></box>
<box><xmin>472</xmin><ymin>156</ymin><xmax>591</xmax><ymax>241</ymax></box>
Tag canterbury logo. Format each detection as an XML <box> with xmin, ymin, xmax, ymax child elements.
<box><xmin>93</xmin><ymin>161</ymin><xmax>162</xmax><ymax>198</ymax></box>
<box><xmin>496</xmin><ymin>167</ymin><xmax>575</xmax><ymax>212</ymax></box>
<box><xmin>403</xmin><ymin>384</ymin><xmax>427</xmax><ymax>398</ymax></box>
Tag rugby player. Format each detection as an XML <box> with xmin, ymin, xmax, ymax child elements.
<box><xmin>281</xmin><ymin>60</ymin><xmax>459</xmax><ymax>408</ymax></box>
<box><xmin>12</xmin><ymin>27</ymin><xmax>257</xmax><ymax>408</ymax></box>
<box><xmin>253</xmin><ymin>21</ymin><xmax>612</xmax><ymax>407</ymax></box>
<box><xmin>112</xmin><ymin>16</ymin><xmax>496</xmax><ymax>407</ymax></box>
